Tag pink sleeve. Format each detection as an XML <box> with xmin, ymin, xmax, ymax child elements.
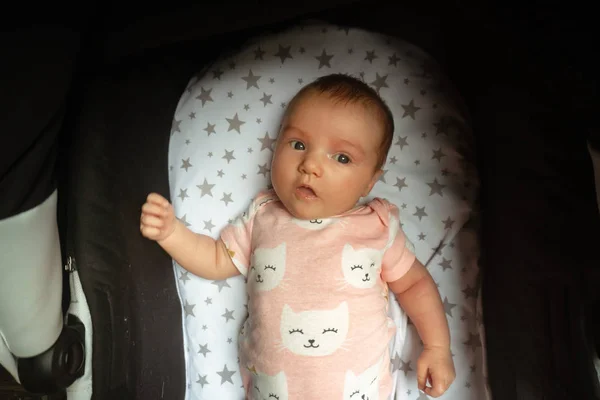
<box><xmin>381</xmin><ymin>202</ymin><xmax>416</xmax><ymax>283</ymax></box>
<box><xmin>219</xmin><ymin>198</ymin><xmax>259</xmax><ymax>277</ymax></box>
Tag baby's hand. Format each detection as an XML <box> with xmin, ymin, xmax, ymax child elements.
<box><xmin>417</xmin><ymin>346</ymin><xmax>456</xmax><ymax>397</ymax></box>
<box><xmin>140</xmin><ymin>193</ymin><xmax>177</xmax><ymax>241</ymax></box>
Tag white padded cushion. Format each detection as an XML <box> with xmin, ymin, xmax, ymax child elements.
<box><xmin>169</xmin><ymin>20</ymin><xmax>487</xmax><ymax>400</ymax></box>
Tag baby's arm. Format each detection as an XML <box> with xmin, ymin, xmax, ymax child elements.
<box><xmin>388</xmin><ymin>259</ymin><xmax>455</xmax><ymax>397</ymax></box>
<box><xmin>140</xmin><ymin>193</ymin><xmax>239</xmax><ymax>280</ymax></box>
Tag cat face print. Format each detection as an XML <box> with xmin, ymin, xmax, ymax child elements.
<box><xmin>291</xmin><ymin>217</ymin><xmax>336</xmax><ymax>230</ymax></box>
<box><xmin>249</xmin><ymin>243</ymin><xmax>286</xmax><ymax>292</ymax></box>
<box><xmin>341</xmin><ymin>244</ymin><xmax>383</xmax><ymax>289</ymax></box>
<box><xmin>343</xmin><ymin>355</ymin><xmax>384</xmax><ymax>400</ymax></box>
<box><xmin>251</xmin><ymin>370</ymin><xmax>288</xmax><ymax>400</ymax></box>
<box><xmin>280</xmin><ymin>301</ymin><xmax>349</xmax><ymax>356</ymax></box>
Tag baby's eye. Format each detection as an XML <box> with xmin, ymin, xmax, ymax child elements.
<box><xmin>322</xmin><ymin>328</ymin><xmax>338</xmax><ymax>334</ymax></box>
<box><xmin>289</xmin><ymin>328</ymin><xmax>304</xmax><ymax>334</ymax></box>
<box><xmin>333</xmin><ymin>153</ymin><xmax>351</xmax><ymax>164</ymax></box>
<box><xmin>289</xmin><ymin>140</ymin><xmax>305</xmax><ymax>150</ymax></box>
<box><xmin>351</xmin><ymin>264</ymin><xmax>363</xmax><ymax>270</ymax></box>
<box><xmin>264</xmin><ymin>264</ymin><xmax>276</xmax><ymax>271</ymax></box>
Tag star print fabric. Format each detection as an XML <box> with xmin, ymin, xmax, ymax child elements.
<box><xmin>169</xmin><ymin>20</ymin><xmax>489</xmax><ymax>400</ymax></box>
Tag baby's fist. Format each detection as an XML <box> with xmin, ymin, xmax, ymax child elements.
<box><xmin>140</xmin><ymin>193</ymin><xmax>177</xmax><ymax>241</ymax></box>
<box><xmin>417</xmin><ymin>346</ymin><xmax>456</xmax><ymax>397</ymax></box>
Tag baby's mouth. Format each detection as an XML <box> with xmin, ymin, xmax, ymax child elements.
<box><xmin>296</xmin><ymin>185</ymin><xmax>317</xmax><ymax>199</ymax></box>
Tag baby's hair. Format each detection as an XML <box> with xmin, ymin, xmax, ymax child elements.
<box><xmin>285</xmin><ymin>73</ymin><xmax>395</xmax><ymax>169</ymax></box>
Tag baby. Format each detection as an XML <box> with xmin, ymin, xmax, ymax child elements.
<box><xmin>141</xmin><ymin>73</ymin><xmax>455</xmax><ymax>399</ymax></box>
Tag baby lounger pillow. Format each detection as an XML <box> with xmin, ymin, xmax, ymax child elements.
<box><xmin>168</xmin><ymin>20</ymin><xmax>488</xmax><ymax>399</ymax></box>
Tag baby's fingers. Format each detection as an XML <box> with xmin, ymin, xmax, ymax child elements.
<box><xmin>141</xmin><ymin>214</ymin><xmax>165</xmax><ymax>229</ymax></box>
<box><xmin>146</xmin><ymin>192</ymin><xmax>170</xmax><ymax>208</ymax></box>
<box><xmin>424</xmin><ymin>367</ymin><xmax>454</xmax><ymax>397</ymax></box>
<box><xmin>416</xmin><ymin>359</ymin><xmax>429</xmax><ymax>392</ymax></box>
<box><xmin>142</xmin><ymin>202</ymin><xmax>169</xmax><ymax>217</ymax></box>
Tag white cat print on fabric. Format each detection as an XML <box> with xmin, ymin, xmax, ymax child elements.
<box><xmin>341</xmin><ymin>244</ymin><xmax>383</xmax><ymax>289</ymax></box>
<box><xmin>249</xmin><ymin>243</ymin><xmax>287</xmax><ymax>292</ymax></box>
<box><xmin>343</xmin><ymin>355</ymin><xmax>384</xmax><ymax>400</ymax></box>
<box><xmin>251</xmin><ymin>370</ymin><xmax>289</xmax><ymax>400</ymax></box>
<box><xmin>280</xmin><ymin>301</ymin><xmax>349</xmax><ymax>356</ymax></box>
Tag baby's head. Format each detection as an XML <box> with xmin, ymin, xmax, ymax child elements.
<box><xmin>270</xmin><ymin>73</ymin><xmax>394</xmax><ymax>220</ymax></box>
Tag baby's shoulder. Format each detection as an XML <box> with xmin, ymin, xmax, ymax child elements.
<box><xmin>246</xmin><ymin>188</ymin><xmax>280</xmax><ymax>216</ymax></box>
<box><xmin>364</xmin><ymin>197</ymin><xmax>400</xmax><ymax>228</ymax></box>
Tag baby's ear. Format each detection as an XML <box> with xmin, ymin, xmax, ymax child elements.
<box><xmin>362</xmin><ymin>169</ymin><xmax>383</xmax><ymax>197</ymax></box>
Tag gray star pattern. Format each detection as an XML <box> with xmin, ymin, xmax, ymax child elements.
<box><xmin>222</xmin><ymin>308</ymin><xmax>235</xmax><ymax>322</ymax></box>
<box><xmin>181</xmin><ymin>158</ymin><xmax>192</xmax><ymax>172</ymax></box>
<box><xmin>204</xmin><ymin>122</ymin><xmax>216</xmax><ymax>136</ymax></box>
<box><xmin>395</xmin><ymin>135</ymin><xmax>408</xmax><ymax>150</ymax></box>
<box><xmin>443</xmin><ymin>217</ymin><xmax>455</xmax><ymax>229</ymax></box>
<box><xmin>464</xmin><ymin>332</ymin><xmax>482</xmax><ymax>351</ymax></box>
<box><xmin>401</xmin><ymin>99</ymin><xmax>421</xmax><ymax>119</ymax></box>
<box><xmin>260</xmin><ymin>92</ymin><xmax>272</xmax><ymax>107</ymax></box>
<box><xmin>241</xmin><ymin>69</ymin><xmax>261</xmax><ymax>89</ymax></box>
<box><xmin>222</xmin><ymin>150</ymin><xmax>236</xmax><ymax>163</ymax></box>
<box><xmin>203</xmin><ymin>219</ymin><xmax>215</xmax><ymax>232</ymax></box>
<box><xmin>432</xmin><ymin>148</ymin><xmax>446</xmax><ymax>162</ymax></box>
<box><xmin>443</xmin><ymin>297</ymin><xmax>457</xmax><ymax>317</ymax></box>
<box><xmin>179</xmin><ymin>270</ymin><xmax>191</xmax><ymax>284</ymax></box>
<box><xmin>274</xmin><ymin>44</ymin><xmax>293</xmax><ymax>64</ymax></box>
<box><xmin>220</xmin><ymin>192</ymin><xmax>233</xmax><ymax>206</ymax></box>
<box><xmin>370</xmin><ymin>73</ymin><xmax>389</xmax><ymax>93</ymax></box>
<box><xmin>196</xmin><ymin>178</ymin><xmax>215</xmax><ymax>197</ymax></box>
<box><xmin>258</xmin><ymin>132</ymin><xmax>276</xmax><ymax>151</ymax></box>
<box><xmin>198</xmin><ymin>343</ymin><xmax>211</xmax><ymax>357</ymax></box>
<box><xmin>211</xmin><ymin>279</ymin><xmax>231</xmax><ymax>292</ymax></box>
<box><xmin>257</xmin><ymin>163</ymin><xmax>270</xmax><ymax>177</ymax></box>
<box><xmin>178</xmin><ymin>214</ymin><xmax>191</xmax><ymax>227</ymax></box>
<box><xmin>427</xmin><ymin>178</ymin><xmax>446</xmax><ymax>196</ymax></box>
<box><xmin>315</xmin><ymin>49</ymin><xmax>333</xmax><ymax>68</ymax></box>
<box><xmin>391</xmin><ymin>352</ymin><xmax>402</xmax><ymax>372</ymax></box>
<box><xmin>178</xmin><ymin>188</ymin><xmax>189</xmax><ymax>202</ymax></box>
<box><xmin>171</xmin><ymin>118</ymin><xmax>181</xmax><ymax>135</ymax></box>
<box><xmin>184</xmin><ymin>300</ymin><xmax>195</xmax><ymax>317</ymax></box>
<box><xmin>399</xmin><ymin>360</ymin><xmax>413</xmax><ymax>376</ymax></box>
<box><xmin>364</xmin><ymin>50</ymin><xmax>378</xmax><ymax>63</ymax></box>
<box><xmin>394</xmin><ymin>177</ymin><xmax>408</xmax><ymax>191</ymax></box>
<box><xmin>378</xmin><ymin>170</ymin><xmax>388</xmax><ymax>183</ymax></box>
<box><xmin>196</xmin><ymin>87</ymin><xmax>214</xmax><ymax>106</ymax></box>
<box><xmin>226</xmin><ymin>113</ymin><xmax>245</xmax><ymax>133</ymax></box>
<box><xmin>216</xmin><ymin>365</ymin><xmax>236</xmax><ymax>385</ymax></box>
<box><xmin>196</xmin><ymin>374</ymin><xmax>209</xmax><ymax>388</ymax></box>
<box><xmin>439</xmin><ymin>258</ymin><xmax>452</xmax><ymax>271</ymax></box>
<box><xmin>413</xmin><ymin>206</ymin><xmax>428</xmax><ymax>220</ymax></box>
<box><xmin>388</xmin><ymin>52</ymin><xmax>401</xmax><ymax>66</ymax></box>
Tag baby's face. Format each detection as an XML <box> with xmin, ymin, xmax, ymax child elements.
<box><xmin>270</xmin><ymin>92</ymin><xmax>384</xmax><ymax>220</ymax></box>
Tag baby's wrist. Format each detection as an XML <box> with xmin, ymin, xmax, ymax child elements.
<box><xmin>158</xmin><ymin>219</ymin><xmax>178</xmax><ymax>244</ymax></box>
<box><xmin>423</xmin><ymin>343</ymin><xmax>451</xmax><ymax>353</ymax></box>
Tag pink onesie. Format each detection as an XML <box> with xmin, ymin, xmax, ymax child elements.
<box><xmin>220</xmin><ymin>189</ymin><xmax>415</xmax><ymax>400</ymax></box>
